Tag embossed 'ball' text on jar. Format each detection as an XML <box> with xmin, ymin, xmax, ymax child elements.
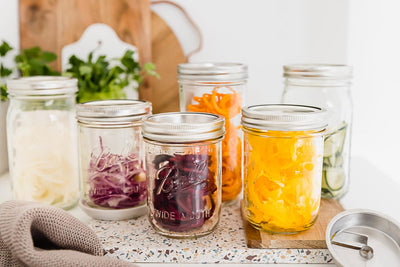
<box><xmin>242</xmin><ymin>104</ymin><xmax>327</xmax><ymax>234</ymax></box>
<box><xmin>142</xmin><ymin>112</ymin><xmax>225</xmax><ymax>238</ymax></box>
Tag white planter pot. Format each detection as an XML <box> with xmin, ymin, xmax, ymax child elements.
<box><xmin>0</xmin><ymin>101</ymin><xmax>8</xmax><ymax>175</ymax></box>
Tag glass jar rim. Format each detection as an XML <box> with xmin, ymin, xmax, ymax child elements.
<box><xmin>283</xmin><ymin>64</ymin><xmax>352</xmax><ymax>80</ymax></box>
<box><xmin>178</xmin><ymin>62</ymin><xmax>248</xmax><ymax>82</ymax></box>
<box><xmin>76</xmin><ymin>99</ymin><xmax>152</xmax><ymax>123</ymax></box>
<box><xmin>242</xmin><ymin>104</ymin><xmax>327</xmax><ymax>131</ymax></box>
<box><xmin>7</xmin><ymin>76</ymin><xmax>78</xmax><ymax>96</ymax></box>
<box><xmin>142</xmin><ymin>112</ymin><xmax>225</xmax><ymax>143</ymax></box>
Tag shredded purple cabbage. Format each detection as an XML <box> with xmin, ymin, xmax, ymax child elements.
<box><xmin>152</xmin><ymin>153</ymin><xmax>217</xmax><ymax>232</ymax></box>
<box><xmin>88</xmin><ymin>137</ymin><xmax>147</xmax><ymax>209</ymax></box>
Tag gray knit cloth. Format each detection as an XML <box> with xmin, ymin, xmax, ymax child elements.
<box><xmin>0</xmin><ymin>200</ymin><xmax>135</xmax><ymax>267</ymax></box>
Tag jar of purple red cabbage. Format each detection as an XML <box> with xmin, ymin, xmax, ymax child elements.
<box><xmin>76</xmin><ymin>100</ymin><xmax>151</xmax><ymax>220</ymax></box>
<box><xmin>142</xmin><ymin>112</ymin><xmax>225</xmax><ymax>238</ymax></box>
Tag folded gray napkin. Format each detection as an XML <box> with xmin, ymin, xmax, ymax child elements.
<box><xmin>0</xmin><ymin>200</ymin><xmax>135</xmax><ymax>267</ymax></box>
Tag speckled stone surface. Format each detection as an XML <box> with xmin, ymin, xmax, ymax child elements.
<box><xmin>89</xmin><ymin>204</ymin><xmax>333</xmax><ymax>264</ymax></box>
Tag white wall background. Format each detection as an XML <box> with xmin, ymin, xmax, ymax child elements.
<box><xmin>152</xmin><ymin>0</ymin><xmax>349</xmax><ymax>103</ymax></box>
<box><xmin>0</xmin><ymin>0</ymin><xmax>19</xmax><ymax>73</ymax></box>
<box><xmin>0</xmin><ymin>0</ymin><xmax>399</xmax><ymax>186</ymax></box>
<box><xmin>348</xmin><ymin>0</ymin><xmax>400</xmax><ymax>187</ymax></box>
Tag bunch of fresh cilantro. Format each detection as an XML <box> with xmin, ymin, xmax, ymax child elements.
<box><xmin>64</xmin><ymin>50</ymin><xmax>158</xmax><ymax>103</ymax></box>
<box><xmin>0</xmin><ymin>40</ymin><xmax>157</xmax><ymax>103</ymax></box>
<box><xmin>0</xmin><ymin>41</ymin><xmax>61</xmax><ymax>101</ymax></box>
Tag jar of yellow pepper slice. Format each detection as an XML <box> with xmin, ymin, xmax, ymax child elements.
<box><xmin>242</xmin><ymin>104</ymin><xmax>327</xmax><ymax>234</ymax></box>
<box><xmin>178</xmin><ymin>63</ymin><xmax>247</xmax><ymax>204</ymax></box>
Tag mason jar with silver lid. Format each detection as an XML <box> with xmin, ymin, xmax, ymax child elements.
<box><xmin>242</xmin><ymin>104</ymin><xmax>327</xmax><ymax>234</ymax></box>
<box><xmin>178</xmin><ymin>63</ymin><xmax>247</xmax><ymax>204</ymax></box>
<box><xmin>142</xmin><ymin>112</ymin><xmax>225</xmax><ymax>238</ymax></box>
<box><xmin>6</xmin><ymin>76</ymin><xmax>80</xmax><ymax>209</ymax></box>
<box><xmin>76</xmin><ymin>100</ymin><xmax>151</xmax><ymax>220</ymax></box>
<box><xmin>282</xmin><ymin>64</ymin><xmax>353</xmax><ymax>199</ymax></box>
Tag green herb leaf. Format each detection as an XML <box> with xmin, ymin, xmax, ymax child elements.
<box><xmin>0</xmin><ymin>84</ymin><xmax>8</xmax><ymax>101</ymax></box>
<box><xmin>0</xmin><ymin>41</ymin><xmax>12</xmax><ymax>57</ymax></box>
<box><xmin>121</xmin><ymin>50</ymin><xmax>139</xmax><ymax>72</ymax></box>
<box><xmin>79</xmin><ymin>65</ymin><xmax>92</xmax><ymax>76</ymax></box>
<box><xmin>143</xmin><ymin>62</ymin><xmax>160</xmax><ymax>79</ymax></box>
<box><xmin>15</xmin><ymin>46</ymin><xmax>59</xmax><ymax>76</ymax></box>
<box><xmin>0</xmin><ymin>64</ymin><xmax>12</xmax><ymax>77</ymax></box>
<box><xmin>41</xmin><ymin>51</ymin><xmax>57</xmax><ymax>62</ymax></box>
<box><xmin>64</xmin><ymin>49</ymin><xmax>157</xmax><ymax>103</ymax></box>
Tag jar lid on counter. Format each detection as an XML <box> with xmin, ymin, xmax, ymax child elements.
<box><xmin>283</xmin><ymin>64</ymin><xmax>352</xmax><ymax>80</ymax></box>
<box><xmin>7</xmin><ymin>76</ymin><xmax>78</xmax><ymax>96</ymax></box>
<box><xmin>178</xmin><ymin>62</ymin><xmax>248</xmax><ymax>82</ymax></box>
<box><xmin>242</xmin><ymin>104</ymin><xmax>327</xmax><ymax>131</ymax></box>
<box><xmin>142</xmin><ymin>112</ymin><xmax>225</xmax><ymax>143</ymax></box>
<box><xmin>326</xmin><ymin>209</ymin><xmax>400</xmax><ymax>266</ymax></box>
<box><xmin>76</xmin><ymin>99</ymin><xmax>152</xmax><ymax>124</ymax></box>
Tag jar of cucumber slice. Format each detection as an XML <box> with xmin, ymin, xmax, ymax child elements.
<box><xmin>281</xmin><ymin>64</ymin><xmax>353</xmax><ymax>199</ymax></box>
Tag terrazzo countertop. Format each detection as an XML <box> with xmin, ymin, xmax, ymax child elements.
<box><xmin>4</xmin><ymin>156</ymin><xmax>399</xmax><ymax>264</ymax></box>
<box><xmin>89</xmin><ymin>203</ymin><xmax>333</xmax><ymax>264</ymax></box>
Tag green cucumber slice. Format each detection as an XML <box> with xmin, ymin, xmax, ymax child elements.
<box><xmin>324</xmin><ymin>123</ymin><xmax>347</xmax><ymax>157</ymax></box>
<box><xmin>324</xmin><ymin>167</ymin><xmax>345</xmax><ymax>191</ymax></box>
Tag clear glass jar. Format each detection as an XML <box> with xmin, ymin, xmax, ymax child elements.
<box><xmin>142</xmin><ymin>112</ymin><xmax>224</xmax><ymax>238</ymax></box>
<box><xmin>281</xmin><ymin>64</ymin><xmax>353</xmax><ymax>199</ymax></box>
<box><xmin>242</xmin><ymin>104</ymin><xmax>326</xmax><ymax>234</ymax></box>
<box><xmin>178</xmin><ymin>63</ymin><xmax>247</xmax><ymax>204</ymax></box>
<box><xmin>76</xmin><ymin>100</ymin><xmax>151</xmax><ymax>220</ymax></box>
<box><xmin>6</xmin><ymin>76</ymin><xmax>80</xmax><ymax>209</ymax></box>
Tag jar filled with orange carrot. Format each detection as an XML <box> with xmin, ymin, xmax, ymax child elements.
<box><xmin>242</xmin><ymin>104</ymin><xmax>327</xmax><ymax>234</ymax></box>
<box><xmin>178</xmin><ymin>63</ymin><xmax>247</xmax><ymax>204</ymax></box>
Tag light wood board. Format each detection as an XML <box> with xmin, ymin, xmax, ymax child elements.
<box><xmin>149</xmin><ymin>11</ymin><xmax>184</xmax><ymax>113</ymax></box>
<box><xmin>241</xmin><ymin>199</ymin><xmax>344</xmax><ymax>249</ymax></box>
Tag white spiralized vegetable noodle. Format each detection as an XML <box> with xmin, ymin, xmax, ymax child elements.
<box><xmin>11</xmin><ymin>110</ymin><xmax>79</xmax><ymax>208</ymax></box>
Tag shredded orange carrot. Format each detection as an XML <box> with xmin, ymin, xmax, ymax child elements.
<box><xmin>188</xmin><ymin>87</ymin><xmax>242</xmax><ymax>202</ymax></box>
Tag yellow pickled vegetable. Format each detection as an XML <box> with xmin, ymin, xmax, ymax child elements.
<box><xmin>243</xmin><ymin>129</ymin><xmax>323</xmax><ymax>233</ymax></box>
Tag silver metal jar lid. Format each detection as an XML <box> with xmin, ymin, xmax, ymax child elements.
<box><xmin>142</xmin><ymin>112</ymin><xmax>225</xmax><ymax>143</ymax></box>
<box><xmin>326</xmin><ymin>209</ymin><xmax>400</xmax><ymax>267</ymax></box>
<box><xmin>177</xmin><ymin>63</ymin><xmax>248</xmax><ymax>82</ymax></box>
<box><xmin>76</xmin><ymin>100</ymin><xmax>152</xmax><ymax>124</ymax></box>
<box><xmin>7</xmin><ymin>76</ymin><xmax>78</xmax><ymax>96</ymax></box>
<box><xmin>283</xmin><ymin>64</ymin><xmax>352</xmax><ymax>80</ymax></box>
<box><xmin>241</xmin><ymin>104</ymin><xmax>327</xmax><ymax>131</ymax></box>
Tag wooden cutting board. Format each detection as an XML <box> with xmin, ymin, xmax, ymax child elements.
<box><xmin>241</xmin><ymin>199</ymin><xmax>344</xmax><ymax>249</ymax></box>
<box><xmin>19</xmin><ymin>0</ymin><xmax>183</xmax><ymax>113</ymax></box>
<box><xmin>149</xmin><ymin>11</ymin><xmax>184</xmax><ymax>113</ymax></box>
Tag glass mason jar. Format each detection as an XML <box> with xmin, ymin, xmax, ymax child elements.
<box><xmin>76</xmin><ymin>100</ymin><xmax>151</xmax><ymax>220</ymax></box>
<box><xmin>6</xmin><ymin>76</ymin><xmax>80</xmax><ymax>209</ymax></box>
<box><xmin>242</xmin><ymin>104</ymin><xmax>326</xmax><ymax>234</ymax></box>
<box><xmin>281</xmin><ymin>64</ymin><xmax>353</xmax><ymax>199</ymax></box>
<box><xmin>178</xmin><ymin>63</ymin><xmax>247</xmax><ymax>204</ymax></box>
<box><xmin>142</xmin><ymin>112</ymin><xmax>224</xmax><ymax>238</ymax></box>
